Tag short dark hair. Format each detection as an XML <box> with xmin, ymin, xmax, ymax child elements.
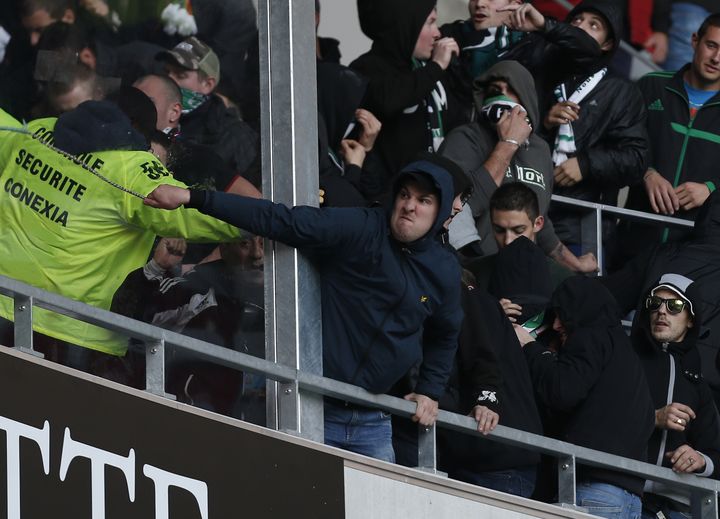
<box><xmin>20</xmin><ymin>0</ymin><xmax>73</xmax><ymax>19</ymax></box>
<box><xmin>134</xmin><ymin>74</ymin><xmax>182</xmax><ymax>105</ymax></box>
<box><xmin>489</xmin><ymin>183</ymin><xmax>540</xmax><ymax>221</ymax></box>
<box><xmin>697</xmin><ymin>13</ymin><xmax>720</xmax><ymax>40</ymax></box>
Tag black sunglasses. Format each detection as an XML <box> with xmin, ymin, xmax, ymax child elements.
<box><xmin>645</xmin><ymin>295</ymin><xmax>687</xmax><ymax>315</ymax></box>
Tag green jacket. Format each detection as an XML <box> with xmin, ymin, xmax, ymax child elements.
<box><xmin>0</xmin><ymin>111</ymin><xmax>241</xmax><ymax>355</ymax></box>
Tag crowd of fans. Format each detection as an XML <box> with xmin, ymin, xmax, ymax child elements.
<box><xmin>1</xmin><ymin>0</ymin><xmax>720</xmax><ymax>517</ymax></box>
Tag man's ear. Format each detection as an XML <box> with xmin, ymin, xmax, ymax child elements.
<box><xmin>200</xmin><ymin>76</ymin><xmax>216</xmax><ymax>95</ymax></box>
<box><xmin>533</xmin><ymin>215</ymin><xmax>544</xmax><ymax>233</ymax></box>
<box><xmin>78</xmin><ymin>48</ymin><xmax>97</xmax><ymax>69</ymax></box>
<box><xmin>169</xmin><ymin>102</ymin><xmax>182</xmax><ymax>125</ymax></box>
<box><xmin>691</xmin><ymin>32</ymin><xmax>699</xmax><ymax>52</ymax></box>
<box><xmin>61</xmin><ymin>8</ymin><xmax>75</xmax><ymax>24</ymax></box>
<box><xmin>688</xmin><ymin>319</ymin><xmax>694</xmax><ymax>329</ymax></box>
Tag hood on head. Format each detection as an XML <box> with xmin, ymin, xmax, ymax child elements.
<box><xmin>634</xmin><ymin>273</ymin><xmax>702</xmax><ymax>353</ymax></box>
<box><xmin>54</xmin><ymin>100</ymin><xmax>149</xmax><ymax>156</ymax></box>
<box><xmin>551</xmin><ymin>276</ymin><xmax>621</xmax><ymax>334</ymax></box>
<box><xmin>690</xmin><ymin>190</ymin><xmax>720</xmax><ymax>244</ymax></box>
<box><xmin>391</xmin><ymin>155</ymin><xmax>456</xmax><ymax>246</ymax></box>
<box><xmin>357</xmin><ymin>0</ymin><xmax>436</xmax><ymax>64</ymax></box>
<box><xmin>566</xmin><ymin>0</ymin><xmax>623</xmax><ymax>56</ymax></box>
<box><xmin>488</xmin><ymin>236</ymin><xmax>552</xmax><ymax>323</ymax></box>
<box><xmin>473</xmin><ymin>60</ymin><xmax>540</xmax><ymax>129</ymax></box>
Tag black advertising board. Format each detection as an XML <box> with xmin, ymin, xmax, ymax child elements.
<box><xmin>0</xmin><ymin>349</ymin><xmax>345</xmax><ymax>519</ymax></box>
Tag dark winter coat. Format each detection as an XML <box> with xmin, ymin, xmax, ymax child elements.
<box><xmin>524</xmin><ymin>277</ymin><xmax>655</xmax><ymax>496</ymax></box>
<box><xmin>180</xmin><ymin>94</ymin><xmax>258</xmax><ymax>178</ymax></box>
<box><xmin>186</xmin><ymin>159</ymin><xmax>463</xmax><ymax>399</ymax></box>
<box><xmin>632</xmin><ymin>282</ymin><xmax>720</xmax><ymax>506</ymax></box>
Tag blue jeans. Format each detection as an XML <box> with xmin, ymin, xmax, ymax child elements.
<box><xmin>324</xmin><ymin>401</ymin><xmax>395</xmax><ymax>463</ymax></box>
<box><xmin>664</xmin><ymin>3</ymin><xmax>710</xmax><ymax>71</ymax></box>
<box><xmin>576</xmin><ymin>482</ymin><xmax>642</xmax><ymax>519</ymax></box>
<box><xmin>453</xmin><ymin>466</ymin><xmax>536</xmax><ymax>498</ymax></box>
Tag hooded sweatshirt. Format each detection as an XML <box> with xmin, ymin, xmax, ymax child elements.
<box><xmin>524</xmin><ymin>277</ymin><xmax>655</xmax><ymax>496</ymax></box>
<box><xmin>350</xmin><ymin>0</ymin><xmax>465</xmax><ymax>183</ymax></box>
<box><xmin>0</xmin><ymin>104</ymin><xmax>241</xmax><ymax>355</ymax></box>
<box><xmin>184</xmin><ymin>158</ymin><xmax>463</xmax><ymax>399</ymax></box>
<box><xmin>440</xmin><ymin>60</ymin><xmax>560</xmax><ymax>256</ymax></box>
<box><xmin>631</xmin><ymin>279</ymin><xmax>720</xmax><ymax>508</ymax></box>
<box><xmin>603</xmin><ymin>191</ymin><xmax>720</xmax><ymax>397</ymax></box>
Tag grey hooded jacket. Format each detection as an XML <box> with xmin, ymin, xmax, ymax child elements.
<box><xmin>439</xmin><ymin>60</ymin><xmax>559</xmax><ymax>256</ymax></box>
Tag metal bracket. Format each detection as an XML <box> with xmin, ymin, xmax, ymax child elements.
<box><xmin>144</xmin><ymin>339</ymin><xmax>175</xmax><ymax>399</ymax></box>
<box><xmin>13</xmin><ymin>295</ymin><xmax>43</xmax><ymax>358</ymax></box>
<box><xmin>557</xmin><ymin>454</ymin><xmax>577</xmax><ymax>506</ymax></box>
<box><xmin>691</xmin><ymin>489</ymin><xmax>718</xmax><ymax>519</ymax></box>
<box><xmin>416</xmin><ymin>424</ymin><xmax>438</xmax><ymax>472</ymax></box>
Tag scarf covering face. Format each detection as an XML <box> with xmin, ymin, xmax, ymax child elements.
<box><xmin>551</xmin><ymin>68</ymin><xmax>607</xmax><ymax>166</ymax></box>
<box><xmin>481</xmin><ymin>94</ymin><xmax>526</xmax><ymax>124</ymax></box>
<box><xmin>481</xmin><ymin>95</ymin><xmax>531</xmax><ymax>147</ymax></box>
<box><xmin>180</xmin><ymin>87</ymin><xmax>209</xmax><ymax>114</ymax></box>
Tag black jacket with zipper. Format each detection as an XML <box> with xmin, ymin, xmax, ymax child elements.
<box><xmin>631</xmin><ymin>281</ymin><xmax>720</xmax><ymax>507</ymax></box>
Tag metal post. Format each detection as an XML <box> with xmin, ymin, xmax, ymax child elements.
<box><xmin>13</xmin><ymin>295</ymin><xmax>42</xmax><ymax>357</ymax></box>
<box><xmin>691</xmin><ymin>489</ymin><xmax>718</xmax><ymax>519</ymax></box>
<box><xmin>557</xmin><ymin>454</ymin><xmax>577</xmax><ymax>506</ymax></box>
<box><xmin>145</xmin><ymin>339</ymin><xmax>174</xmax><ymax>399</ymax></box>
<box><xmin>258</xmin><ymin>0</ymin><xmax>323</xmax><ymax>441</ymax></box>
<box><xmin>580</xmin><ymin>208</ymin><xmax>601</xmax><ymax>275</ymax></box>
<box><xmin>417</xmin><ymin>425</ymin><xmax>440</xmax><ymax>474</ymax></box>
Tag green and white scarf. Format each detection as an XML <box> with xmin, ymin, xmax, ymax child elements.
<box><xmin>552</xmin><ymin>68</ymin><xmax>606</xmax><ymax>166</ymax></box>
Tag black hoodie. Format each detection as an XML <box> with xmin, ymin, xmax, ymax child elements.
<box><xmin>631</xmin><ymin>280</ymin><xmax>720</xmax><ymax>507</ymax></box>
<box><xmin>350</xmin><ymin>0</ymin><xmax>465</xmax><ymax>184</ymax></box>
<box><xmin>602</xmin><ymin>191</ymin><xmax>720</xmax><ymax>403</ymax></box>
<box><xmin>524</xmin><ymin>277</ymin><xmax>655</xmax><ymax>496</ymax></box>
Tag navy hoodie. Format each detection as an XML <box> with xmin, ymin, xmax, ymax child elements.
<box><xmin>187</xmin><ymin>159</ymin><xmax>463</xmax><ymax>399</ymax></box>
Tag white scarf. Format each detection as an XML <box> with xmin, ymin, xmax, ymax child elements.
<box><xmin>552</xmin><ymin>68</ymin><xmax>607</xmax><ymax>166</ymax></box>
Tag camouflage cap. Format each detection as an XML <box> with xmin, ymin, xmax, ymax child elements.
<box><xmin>157</xmin><ymin>36</ymin><xmax>221</xmax><ymax>82</ymax></box>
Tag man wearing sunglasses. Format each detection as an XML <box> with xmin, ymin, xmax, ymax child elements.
<box><xmin>632</xmin><ymin>273</ymin><xmax>720</xmax><ymax>519</ymax></box>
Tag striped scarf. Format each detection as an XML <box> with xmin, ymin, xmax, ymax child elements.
<box><xmin>552</xmin><ymin>68</ymin><xmax>607</xmax><ymax>166</ymax></box>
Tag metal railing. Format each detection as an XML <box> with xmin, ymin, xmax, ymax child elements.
<box><xmin>550</xmin><ymin>194</ymin><xmax>695</xmax><ymax>274</ymax></box>
<box><xmin>0</xmin><ymin>274</ymin><xmax>717</xmax><ymax>519</ymax></box>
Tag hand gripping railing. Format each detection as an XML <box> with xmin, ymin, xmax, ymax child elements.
<box><xmin>0</xmin><ymin>274</ymin><xmax>718</xmax><ymax>518</ymax></box>
<box><xmin>550</xmin><ymin>194</ymin><xmax>695</xmax><ymax>275</ymax></box>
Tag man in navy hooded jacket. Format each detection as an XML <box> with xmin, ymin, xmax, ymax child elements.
<box><xmin>143</xmin><ymin>155</ymin><xmax>468</xmax><ymax>462</ymax></box>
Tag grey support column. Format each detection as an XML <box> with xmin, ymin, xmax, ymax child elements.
<box><xmin>258</xmin><ymin>0</ymin><xmax>323</xmax><ymax>441</ymax></box>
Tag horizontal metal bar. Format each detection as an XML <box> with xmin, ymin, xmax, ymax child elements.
<box><xmin>551</xmin><ymin>194</ymin><xmax>695</xmax><ymax>229</ymax></box>
<box><xmin>1</xmin><ymin>274</ymin><xmax>718</xmax><ymax>495</ymax></box>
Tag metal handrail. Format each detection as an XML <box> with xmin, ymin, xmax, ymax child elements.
<box><xmin>0</xmin><ymin>274</ymin><xmax>717</xmax><ymax>519</ymax></box>
<box><xmin>550</xmin><ymin>194</ymin><xmax>694</xmax><ymax>274</ymax></box>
